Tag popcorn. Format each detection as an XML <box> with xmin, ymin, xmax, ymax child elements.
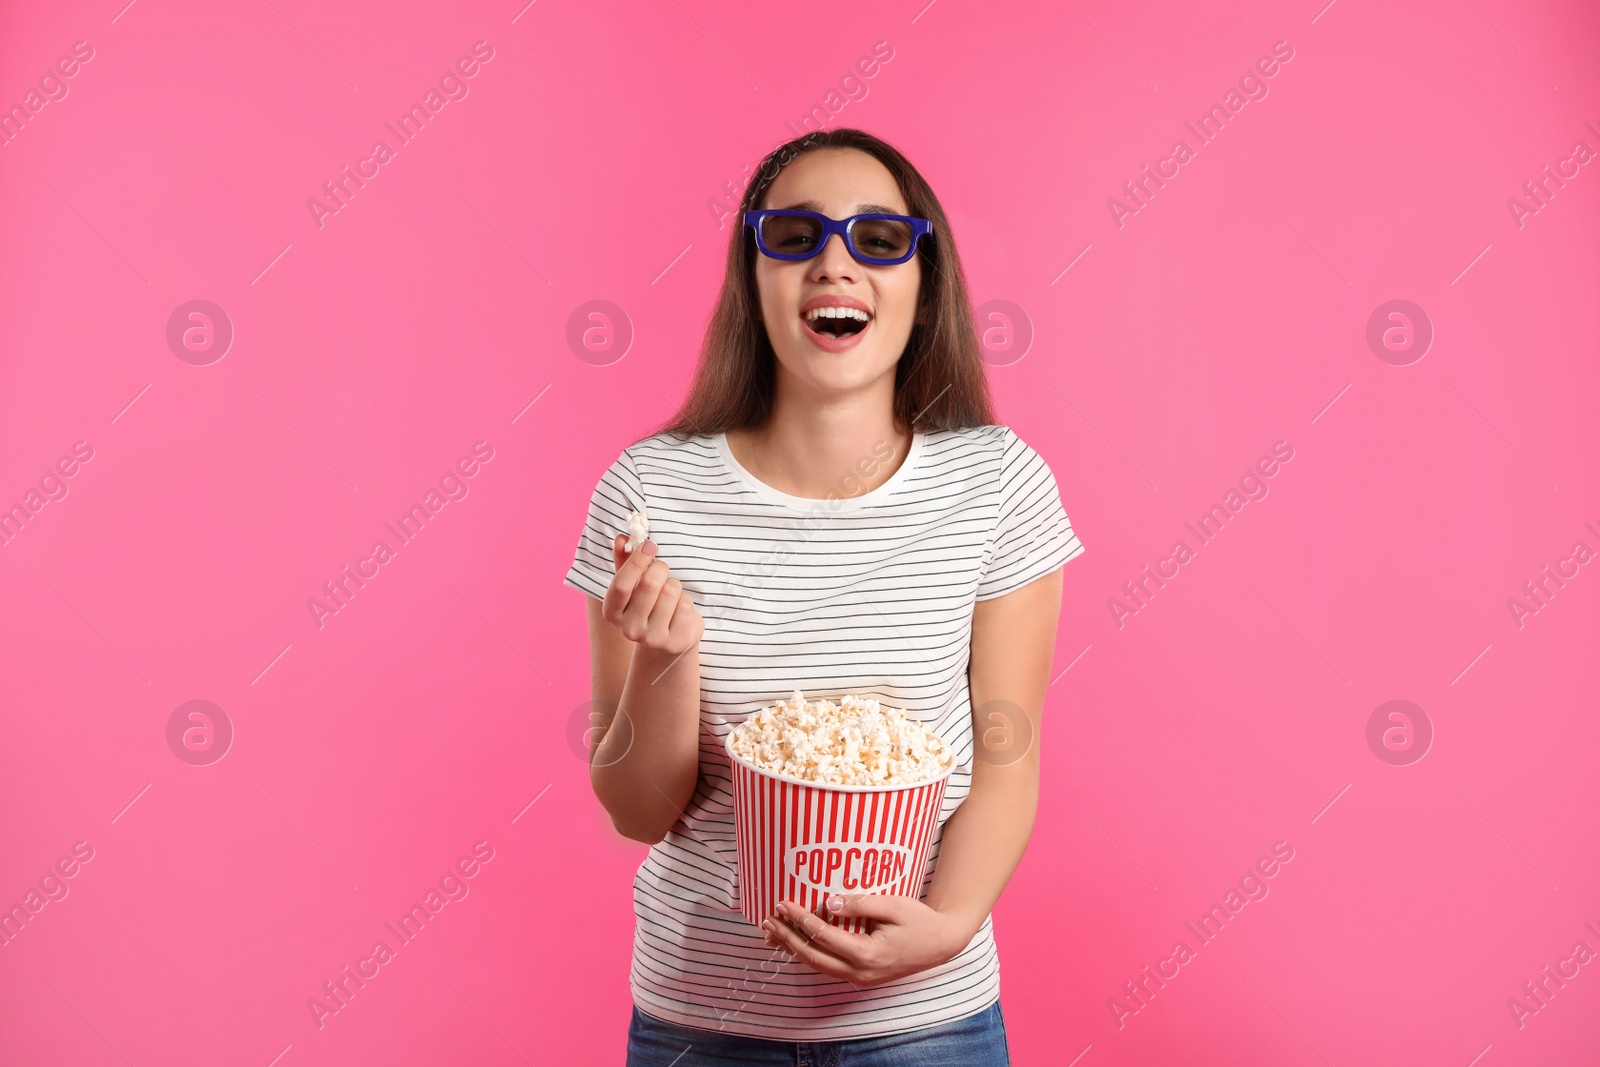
<box><xmin>729</xmin><ymin>690</ymin><xmax>952</xmax><ymax>787</ymax></box>
<box><xmin>623</xmin><ymin>508</ymin><xmax>649</xmax><ymax>553</ymax></box>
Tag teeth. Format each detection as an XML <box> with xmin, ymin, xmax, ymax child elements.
<box><xmin>804</xmin><ymin>306</ymin><xmax>871</xmax><ymax>322</ymax></box>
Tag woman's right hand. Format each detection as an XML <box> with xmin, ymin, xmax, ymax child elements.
<box><xmin>604</xmin><ymin>534</ymin><xmax>705</xmax><ymax>656</ymax></box>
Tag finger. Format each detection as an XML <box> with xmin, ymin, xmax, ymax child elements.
<box><xmin>620</xmin><ymin>558</ymin><xmax>669</xmax><ymax>624</ymax></box>
<box><xmin>773</xmin><ymin>901</ymin><xmax>874</xmax><ymax>968</ymax></box>
<box><xmin>669</xmin><ymin>588</ymin><xmax>702</xmax><ymax>639</ymax></box>
<box><xmin>761</xmin><ymin>913</ymin><xmax>861</xmax><ymax>984</ymax></box>
<box><xmin>604</xmin><ymin>538</ymin><xmax>658</xmax><ymax>614</ymax></box>
<box><xmin>610</xmin><ymin>531</ymin><xmax>654</xmax><ymax>570</ymax></box>
<box><xmin>643</xmin><ymin>576</ymin><xmax>682</xmax><ymax>644</ymax></box>
<box><xmin>613</xmin><ymin>557</ymin><xmax>669</xmax><ymax>636</ymax></box>
<box><xmin>830</xmin><ymin>892</ymin><xmax>913</xmax><ymax>923</ymax></box>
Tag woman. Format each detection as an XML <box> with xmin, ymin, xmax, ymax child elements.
<box><xmin>562</xmin><ymin>127</ymin><xmax>1086</xmax><ymax>1065</ymax></box>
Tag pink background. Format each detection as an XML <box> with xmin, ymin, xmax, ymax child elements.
<box><xmin>1</xmin><ymin>0</ymin><xmax>1597</xmax><ymax>1063</ymax></box>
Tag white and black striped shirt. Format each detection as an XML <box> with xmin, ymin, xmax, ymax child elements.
<box><xmin>562</xmin><ymin>423</ymin><xmax>1086</xmax><ymax>1040</ymax></box>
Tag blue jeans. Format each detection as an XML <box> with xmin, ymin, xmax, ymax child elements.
<box><xmin>625</xmin><ymin>1000</ymin><xmax>1010</xmax><ymax>1066</ymax></box>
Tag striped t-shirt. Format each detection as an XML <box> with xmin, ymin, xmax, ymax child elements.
<box><xmin>562</xmin><ymin>423</ymin><xmax>1086</xmax><ymax>1041</ymax></box>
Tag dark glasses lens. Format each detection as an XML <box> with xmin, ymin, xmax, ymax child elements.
<box><xmin>848</xmin><ymin>217</ymin><xmax>914</xmax><ymax>261</ymax></box>
<box><xmin>759</xmin><ymin>213</ymin><xmax>823</xmax><ymax>256</ymax></box>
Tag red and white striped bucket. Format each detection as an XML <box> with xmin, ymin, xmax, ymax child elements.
<box><xmin>726</xmin><ymin>734</ymin><xmax>954</xmax><ymax>933</ymax></box>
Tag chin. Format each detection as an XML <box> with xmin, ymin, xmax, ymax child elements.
<box><xmin>797</xmin><ymin>358</ymin><xmax>892</xmax><ymax>392</ymax></box>
<box><xmin>777</xmin><ymin>324</ymin><xmax>903</xmax><ymax>380</ymax></box>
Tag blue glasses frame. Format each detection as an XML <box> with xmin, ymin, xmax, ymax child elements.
<box><xmin>743</xmin><ymin>209</ymin><xmax>933</xmax><ymax>266</ymax></box>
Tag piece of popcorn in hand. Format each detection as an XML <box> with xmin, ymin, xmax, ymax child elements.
<box><xmin>623</xmin><ymin>509</ymin><xmax>649</xmax><ymax>553</ymax></box>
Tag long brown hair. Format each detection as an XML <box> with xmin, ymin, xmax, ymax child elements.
<box><xmin>645</xmin><ymin>128</ymin><xmax>995</xmax><ymax>444</ymax></box>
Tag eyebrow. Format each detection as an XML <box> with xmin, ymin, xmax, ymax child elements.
<box><xmin>775</xmin><ymin>199</ymin><xmax>904</xmax><ymax>215</ymax></box>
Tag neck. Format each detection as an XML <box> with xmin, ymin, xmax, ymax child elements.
<box><xmin>729</xmin><ymin>378</ymin><xmax>913</xmax><ymax>500</ymax></box>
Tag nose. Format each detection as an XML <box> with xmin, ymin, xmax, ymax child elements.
<box><xmin>808</xmin><ymin>231</ymin><xmax>860</xmax><ymax>283</ymax></box>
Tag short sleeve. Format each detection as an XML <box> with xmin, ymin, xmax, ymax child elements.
<box><xmin>562</xmin><ymin>448</ymin><xmax>646</xmax><ymax>601</ymax></box>
<box><xmin>974</xmin><ymin>428</ymin><xmax>1086</xmax><ymax>601</ymax></box>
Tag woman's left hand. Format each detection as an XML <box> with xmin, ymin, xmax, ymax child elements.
<box><xmin>762</xmin><ymin>894</ymin><xmax>976</xmax><ymax>988</ymax></box>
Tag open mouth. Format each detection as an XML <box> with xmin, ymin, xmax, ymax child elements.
<box><xmin>802</xmin><ymin>306</ymin><xmax>872</xmax><ymax>337</ymax></box>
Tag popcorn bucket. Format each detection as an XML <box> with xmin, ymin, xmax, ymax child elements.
<box><xmin>726</xmin><ymin>735</ymin><xmax>955</xmax><ymax>933</ymax></box>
